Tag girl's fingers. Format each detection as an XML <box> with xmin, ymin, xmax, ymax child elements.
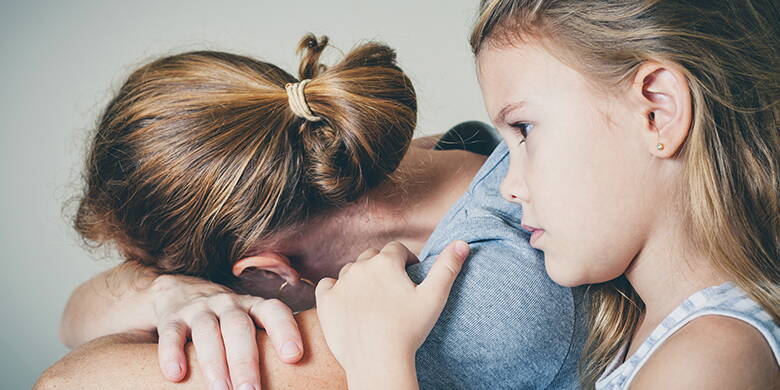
<box><xmin>419</xmin><ymin>240</ymin><xmax>470</xmax><ymax>299</ymax></box>
<box><xmin>190</xmin><ymin>312</ymin><xmax>231</xmax><ymax>390</ymax></box>
<box><xmin>377</xmin><ymin>241</ymin><xmax>419</xmax><ymax>270</ymax></box>
<box><xmin>157</xmin><ymin>321</ymin><xmax>188</xmax><ymax>382</ymax></box>
<box><xmin>217</xmin><ymin>309</ymin><xmax>261</xmax><ymax>390</ymax></box>
<box><xmin>338</xmin><ymin>262</ymin><xmax>354</xmax><ymax>278</ymax></box>
<box><xmin>316</xmin><ymin>277</ymin><xmax>336</xmax><ymax>293</ymax></box>
<box><xmin>356</xmin><ymin>248</ymin><xmax>379</xmax><ymax>262</ymax></box>
<box><xmin>248</xmin><ymin>298</ymin><xmax>303</xmax><ymax>364</ymax></box>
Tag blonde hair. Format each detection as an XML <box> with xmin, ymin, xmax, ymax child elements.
<box><xmin>73</xmin><ymin>34</ymin><xmax>417</xmax><ymax>283</ymax></box>
<box><xmin>470</xmin><ymin>0</ymin><xmax>780</xmax><ymax>387</ymax></box>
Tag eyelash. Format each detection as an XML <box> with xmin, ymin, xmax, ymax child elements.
<box><xmin>509</xmin><ymin>122</ymin><xmax>534</xmax><ymax>143</ymax></box>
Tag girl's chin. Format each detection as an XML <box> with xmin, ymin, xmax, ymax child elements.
<box><xmin>544</xmin><ymin>258</ymin><xmax>587</xmax><ymax>287</ymax></box>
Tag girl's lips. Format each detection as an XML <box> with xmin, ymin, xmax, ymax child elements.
<box><xmin>521</xmin><ymin>224</ymin><xmax>545</xmax><ymax>246</ymax></box>
<box><xmin>521</xmin><ymin>224</ymin><xmax>541</xmax><ymax>233</ymax></box>
<box><xmin>530</xmin><ymin>229</ymin><xmax>545</xmax><ymax>246</ymax></box>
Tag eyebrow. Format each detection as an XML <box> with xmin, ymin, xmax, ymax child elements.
<box><xmin>493</xmin><ymin>101</ymin><xmax>527</xmax><ymax>124</ymax></box>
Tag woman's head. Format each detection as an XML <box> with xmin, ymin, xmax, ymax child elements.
<box><xmin>74</xmin><ymin>34</ymin><xmax>417</xmax><ymax>284</ymax></box>
<box><xmin>470</xmin><ymin>0</ymin><xmax>779</xmax><ymax>385</ymax></box>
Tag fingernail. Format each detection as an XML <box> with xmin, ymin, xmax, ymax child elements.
<box><xmin>165</xmin><ymin>362</ymin><xmax>181</xmax><ymax>377</ymax></box>
<box><xmin>281</xmin><ymin>340</ymin><xmax>301</xmax><ymax>358</ymax></box>
<box><xmin>454</xmin><ymin>241</ymin><xmax>469</xmax><ymax>258</ymax></box>
<box><xmin>238</xmin><ymin>384</ymin><xmax>257</xmax><ymax>390</ymax></box>
<box><xmin>210</xmin><ymin>380</ymin><xmax>229</xmax><ymax>390</ymax></box>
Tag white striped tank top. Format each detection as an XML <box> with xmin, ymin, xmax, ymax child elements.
<box><xmin>596</xmin><ymin>281</ymin><xmax>780</xmax><ymax>389</ymax></box>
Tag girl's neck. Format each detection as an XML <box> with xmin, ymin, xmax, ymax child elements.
<box><xmin>623</xmin><ymin>205</ymin><xmax>729</xmax><ymax>353</ymax></box>
<box><xmin>287</xmin><ymin>145</ymin><xmax>487</xmax><ymax>280</ymax></box>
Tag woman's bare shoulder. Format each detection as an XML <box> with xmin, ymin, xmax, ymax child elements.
<box><xmin>630</xmin><ymin>315</ymin><xmax>779</xmax><ymax>389</ymax></box>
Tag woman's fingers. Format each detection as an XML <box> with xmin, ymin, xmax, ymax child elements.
<box><xmin>217</xmin><ymin>308</ymin><xmax>261</xmax><ymax>390</ymax></box>
<box><xmin>419</xmin><ymin>240</ymin><xmax>470</xmax><ymax>298</ymax></box>
<box><xmin>190</xmin><ymin>312</ymin><xmax>231</xmax><ymax>390</ymax></box>
<box><xmin>249</xmin><ymin>298</ymin><xmax>303</xmax><ymax>364</ymax></box>
<box><xmin>157</xmin><ymin>321</ymin><xmax>188</xmax><ymax>382</ymax></box>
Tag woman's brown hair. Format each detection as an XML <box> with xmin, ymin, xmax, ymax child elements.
<box><xmin>470</xmin><ymin>0</ymin><xmax>779</xmax><ymax>388</ymax></box>
<box><xmin>73</xmin><ymin>34</ymin><xmax>417</xmax><ymax>283</ymax></box>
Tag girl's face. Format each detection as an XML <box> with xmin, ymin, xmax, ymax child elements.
<box><xmin>477</xmin><ymin>42</ymin><xmax>660</xmax><ymax>287</ymax></box>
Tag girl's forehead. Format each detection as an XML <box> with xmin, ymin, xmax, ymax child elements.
<box><xmin>478</xmin><ymin>44</ymin><xmax>572</xmax><ymax>86</ymax></box>
<box><xmin>477</xmin><ymin>45</ymin><xmax>587</xmax><ymax>105</ymax></box>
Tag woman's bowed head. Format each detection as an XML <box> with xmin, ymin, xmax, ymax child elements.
<box><xmin>73</xmin><ymin>33</ymin><xmax>417</xmax><ymax>286</ymax></box>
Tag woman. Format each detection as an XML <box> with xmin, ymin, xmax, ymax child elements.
<box><xmin>58</xmin><ymin>33</ymin><xmax>581</xmax><ymax>390</ymax></box>
<box><xmin>60</xmin><ymin>33</ymin><xmax>485</xmax><ymax>389</ymax></box>
<box><xmin>316</xmin><ymin>0</ymin><xmax>780</xmax><ymax>389</ymax></box>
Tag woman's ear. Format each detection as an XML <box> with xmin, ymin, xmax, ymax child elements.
<box><xmin>232</xmin><ymin>252</ymin><xmax>301</xmax><ymax>285</ymax></box>
<box><xmin>632</xmin><ymin>62</ymin><xmax>692</xmax><ymax>157</ymax></box>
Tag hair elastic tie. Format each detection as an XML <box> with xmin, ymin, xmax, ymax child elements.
<box><xmin>285</xmin><ymin>79</ymin><xmax>322</xmax><ymax>122</ymax></box>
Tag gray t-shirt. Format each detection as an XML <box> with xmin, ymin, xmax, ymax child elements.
<box><xmin>407</xmin><ymin>141</ymin><xmax>588</xmax><ymax>389</ymax></box>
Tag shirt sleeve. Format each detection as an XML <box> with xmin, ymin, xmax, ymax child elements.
<box><xmin>406</xmin><ymin>218</ymin><xmax>577</xmax><ymax>390</ymax></box>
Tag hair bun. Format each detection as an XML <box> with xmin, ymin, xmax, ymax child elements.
<box><xmin>297</xmin><ymin>34</ymin><xmax>329</xmax><ymax>80</ymax></box>
<box><xmin>292</xmin><ymin>35</ymin><xmax>417</xmax><ymax>206</ymax></box>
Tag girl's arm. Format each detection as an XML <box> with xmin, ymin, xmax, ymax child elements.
<box><xmin>59</xmin><ymin>261</ymin><xmax>305</xmax><ymax>390</ymax></box>
<box><xmin>315</xmin><ymin>240</ymin><xmax>470</xmax><ymax>390</ymax></box>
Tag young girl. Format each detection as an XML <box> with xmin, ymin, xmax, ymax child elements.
<box><xmin>315</xmin><ymin>1</ymin><xmax>780</xmax><ymax>388</ymax></box>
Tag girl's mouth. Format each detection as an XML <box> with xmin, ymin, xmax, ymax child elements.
<box><xmin>521</xmin><ymin>224</ymin><xmax>545</xmax><ymax>246</ymax></box>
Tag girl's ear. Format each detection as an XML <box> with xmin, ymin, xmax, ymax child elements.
<box><xmin>631</xmin><ymin>62</ymin><xmax>692</xmax><ymax>157</ymax></box>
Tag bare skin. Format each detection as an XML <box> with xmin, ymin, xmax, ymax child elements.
<box><xmin>37</xmin><ymin>310</ymin><xmax>346</xmax><ymax>390</ymax></box>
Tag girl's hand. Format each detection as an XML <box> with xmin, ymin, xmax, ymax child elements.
<box><xmin>315</xmin><ymin>240</ymin><xmax>470</xmax><ymax>388</ymax></box>
<box><xmin>151</xmin><ymin>274</ymin><xmax>304</xmax><ymax>390</ymax></box>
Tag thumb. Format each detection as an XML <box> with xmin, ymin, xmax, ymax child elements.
<box><xmin>419</xmin><ymin>240</ymin><xmax>470</xmax><ymax>298</ymax></box>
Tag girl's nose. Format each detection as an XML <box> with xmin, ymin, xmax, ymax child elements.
<box><xmin>500</xmin><ymin>174</ymin><xmax>530</xmax><ymax>204</ymax></box>
<box><xmin>500</xmin><ymin>152</ymin><xmax>531</xmax><ymax>204</ymax></box>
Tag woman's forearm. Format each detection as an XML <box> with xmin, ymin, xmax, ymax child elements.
<box><xmin>59</xmin><ymin>261</ymin><xmax>158</xmax><ymax>348</ymax></box>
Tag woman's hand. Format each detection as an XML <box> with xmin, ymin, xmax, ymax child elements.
<box><xmin>151</xmin><ymin>274</ymin><xmax>304</xmax><ymax>390</ymax></box>
<box><xmin>315</xmin><ymin>240</ymin><xmax>470</xmax><ymax>389</ymax></box>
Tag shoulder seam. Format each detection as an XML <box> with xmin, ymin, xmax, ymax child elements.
<box><xmin>468</xmin><ymin>145</ymin><xmax>509</xmax><ymax>192</ymax></box>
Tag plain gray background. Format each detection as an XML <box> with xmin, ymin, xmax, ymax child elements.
<box><xmin>0</xmin><ymin>1</ymin><xmax>490</xmax><ymax>388</ymax></box>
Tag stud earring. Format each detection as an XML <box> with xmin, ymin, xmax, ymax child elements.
<box><xmin>649</xmin><ymin>112</ymin><xmax>655</xmax><ymax>121</ymax></box>
<box><xmin>656</xmin><ymin>143</ymin><xmax>665</xmax><ymax>151</ymax></box>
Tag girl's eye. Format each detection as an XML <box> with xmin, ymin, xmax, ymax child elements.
<box><xmin>509</xmin><ymin>122</ymin><xmax>534</xmax><ymax>143</ymax></box>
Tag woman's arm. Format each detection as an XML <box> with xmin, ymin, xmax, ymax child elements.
<box><xmin>59</xmin><ymin>261</ymin><xmax>305</xmax><ymax>390</ymax></box>
<box><xmin>59</xmin><ymin>261</ymin><xmax>158</xmax><ymax>348</ymax></box>
<box><xmin>36</xmin><ymin>310</ymin><xmax>347</xmax><ymax>390</ymax></box>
